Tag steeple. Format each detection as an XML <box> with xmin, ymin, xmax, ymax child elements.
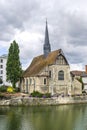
<box><xmin>43</xmin><ymin>20</ymin><xmax>51</xmax><ymax>57</ymax></box>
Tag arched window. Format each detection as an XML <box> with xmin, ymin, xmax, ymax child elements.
<box><xmin>58</xmin><ymin>70</ymin><xmax>64</xmax><ymax>80</ymax></box>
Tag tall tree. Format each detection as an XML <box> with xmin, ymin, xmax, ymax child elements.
<box><xmin>0</xmin><ymin>78</ymin><xmax>3</xmax><ymax>84</ymax></box>
<box><xmin>6</xmin><ymin>40</ymin><xmax>22</xmax><ymax>88</ymax></box>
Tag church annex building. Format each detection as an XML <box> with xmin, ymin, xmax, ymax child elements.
<box><xmin>21</xmin><ymin>21</ymin><xmax>82</xmax><ymax>96</ymax></box>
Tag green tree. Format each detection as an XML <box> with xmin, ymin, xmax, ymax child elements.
<box><xmin>6</xmin><ymin>40</ymin><xmax>22</xmax><ymax>88</ymax></box>
<box><xmin>0</xmin><ymin>78</ymin><xmax>3</xmax><ymax>84</ymax></box>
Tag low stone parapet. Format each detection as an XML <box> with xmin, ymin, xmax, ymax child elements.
<box><xmin>0</xmin><ymin>95</ymin><xmax>87</xmax><ymax>106</ymax></box>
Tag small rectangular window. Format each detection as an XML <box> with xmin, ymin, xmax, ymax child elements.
<box><xmin>44</xmin><ymin>78</ymin><xmax>47</xmax><ymax>85</ymax></box>
<box><xmin>0</xmin><ymin>76</ymin><xmax>2</xmax><ymax>80</ymax></box>
<box><xmin>0</xmin><ymin>59</ymin><xmax>3</xmax><ymax>63</ymax></box>
<box><xmin>0</xmin><ymin>70</ymin><xmax>3</xmax><ymax>74</ymax></box>
<box><xmin>0</xmin><ymin>65</ymin><xmax>3</xmax><ymax>68</ymax></box>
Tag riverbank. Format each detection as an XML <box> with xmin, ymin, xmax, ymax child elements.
<box><xmin>0</xmin><ymin>95</ymin><xmax>87</xmax><ymax>106</ymax></box>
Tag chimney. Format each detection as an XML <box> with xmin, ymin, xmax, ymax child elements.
<box><xmin>85</xmin><ymin>65</ymin><xmax>87</xmax><ymax>74</ymax></box>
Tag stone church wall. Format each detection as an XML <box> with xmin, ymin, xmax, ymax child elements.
<box><xmin>49</xmin><ymin>65</ymin><xmax>71</xmax><ymax>95</ymax></box>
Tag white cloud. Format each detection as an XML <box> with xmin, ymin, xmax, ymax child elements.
<box><xmin>0</xmin><ymin>0</ymin><xmax>87</xmax><ymax>71</ymax></box>
<box><xmin>70</xmin><ymin>63</ymin><xmax>84</xmax><ymax>71</ymax></box>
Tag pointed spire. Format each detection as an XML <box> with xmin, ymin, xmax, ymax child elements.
<box><xmin>43</xmin><ymin>19</ymin><xmax>51</xmax><ymax>57</ymax></box>
<box><xmin>45</xmin><ymin>19</ymin><xmax>50</xmax><ymax>45</ymax></box>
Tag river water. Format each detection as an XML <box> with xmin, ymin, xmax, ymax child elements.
<box><xmin>0</xmin><ymin>104</ymin><xmax>87</xmax><ymax>130</ymax></box>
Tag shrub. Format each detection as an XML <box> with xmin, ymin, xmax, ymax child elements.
<box><xmin>0</xmin><ymin>78</ymin><xmax>3</xmax><ymax>84</ymax></box>
<box><xmin>0</xmin><ymin>85</ymin><xmax>7</xmax><ymax>92</ymax></box>
<box><xmin>82</xmin><ymin>90</ymin><xmax>86</xmax><ymax>94</ymax></box>
<box><xmin>0</xmin><ymin>93</ymin><xmax>5</xmax><ymax>99</ymax></box>
<box><xmin>31</xmin><ymin>91</ymin><xmax>43</xmax><ymax>97</ymax></box>
<box><xmin>44</xmin><ymin>93</ymin><xmax>51</xmax><ymax>98</ymax></box>
<box><xmin>7</xmin><ymin>86</ymin><xmax>14</xmax><ymax>93</ymax></box>
<box><xmin>30</xmin><ymin>91</ymin><xmax>51</xmax><ymax>98</ymax></box>
<box><xmin>15</xmin><ymin>87</ymin><xmax>20</xmax><ymax>92</ymax></box>
<box><xmin>82</xmin><ymin>90</ymin><xmax>86</xmax><ymax>95</ymax></box>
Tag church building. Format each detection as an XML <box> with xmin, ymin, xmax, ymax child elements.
<box><xmin>21</xmin><ymin>21</ymin><xmax>82</xmax><ymax>96</ymax></box>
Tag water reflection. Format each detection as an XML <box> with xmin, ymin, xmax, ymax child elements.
<box><xmin>0</xmin><ymin>105</ymin><xmax>87</xmax><ymax>130</ymax></box>
<box><xmin>7</xmin><ymin>108</ymin><xmax>22</xmax><ymax>130</ymax></box>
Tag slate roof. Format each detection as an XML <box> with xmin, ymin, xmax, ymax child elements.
<box><xmin>23</xmin><ymin>49</ymin><xmax>68</xmax><ymax>77</ymax></box>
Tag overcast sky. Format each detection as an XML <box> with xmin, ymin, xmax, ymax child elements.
<box><xmin>0</xmin><ymin>0</ymin><xmax>87</xmax><ymax>70</ymax></box>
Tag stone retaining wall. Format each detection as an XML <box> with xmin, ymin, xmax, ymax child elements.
<box><xmin>0</xmin><ymin>95</ymin><xmax>87</xmax><ymax>106</ymax></box>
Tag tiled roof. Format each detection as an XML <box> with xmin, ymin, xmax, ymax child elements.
<box><xmin>71</xmin><ymin>70</ymin><xmax>86</xmax><ymax>76</ymax></box>
<box><xmin>23</xmin><ymin>49</ymin><xmax>68</xmax><ymax>77</ymax></box>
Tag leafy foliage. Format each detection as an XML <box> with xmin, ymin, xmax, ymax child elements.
<box><xmin>15</xmin><ymin>87</ymin><xmax>20</xmax><ymax>92</ymax></box>
<box><xmin>0</xmin><ymin>78</ymin><xmax>3</xmax><ymax>84</ymax></box>
<box><xmin>31</xmin><ymin>91</ymin><xmax>43</xmax><ymax>97</ymax></box>
<box><xmin>6</xmin><ymin>40</ymin><xmax>22</xmax><ymax>88</ymax></box>
<box><xmin>7</xmin><ymin>87</ymin><xmax>14</xmax><ymax>93</ymax></box>
<box><xmin>82</xmin><ymin>90</ymin><xmax>86</xmax><ymax>94</ymax></box>
<box><xmin>43</xmin><ymin>93</ymin><xmax>51</xmax><ymax>98</ymax></box>
<box><xmin>0</xmin><ymin>86</ymin><xmax>7</xmax><ymax>92</ymax></box>
<box><xmin>30</xmin><ymin>91</ymin><xmax>51</xmax><ymax>98</ymax></box>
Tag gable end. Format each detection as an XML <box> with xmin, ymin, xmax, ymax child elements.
<box><xmin>55</xmin><ymin>54</ymin><xmax>69</xmax><ymax>65</ymax></box>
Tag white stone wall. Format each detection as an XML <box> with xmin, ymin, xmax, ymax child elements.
<box><xmin>84</xmin><ymin>85</ymin><xmax>87</xmax><ymax>92</ymax></box>
<box><xmin>82</xmin><ymin>77</ymin><xmax>87</xmax><ymax>83</ymax></box>
<box><xmin>22</xmin><ymin>64</ymin><xmax>82</xmax><ymax>95</ymax></box>
<box><xmin>21</xmin><ymin>76</ymin><xmax>49</xmax><ymax>94</ymax></box>
<box><xmin>71</xmin><ymin>78</ymin><xmax>82</xmax><ymax>95</ymax></box>
<box><xmin>82</xmin><ymin>77</ymin><xmax>87</xmax><ymax>91</ymax></box>
<box><xmin>48</xmin><ymin>65</ymin><xmax>71</xmax><ymax>95</ymax></box>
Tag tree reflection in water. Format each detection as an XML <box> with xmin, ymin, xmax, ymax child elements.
<box><xmin>0</xmin><ymin>105</ymin><xmax>87</xmax><ymax>130</ymax></box>
<box><xmin>6</xmin><ymin>108</ymin><xmax>22</xmax><ymax>130</ymax></box>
